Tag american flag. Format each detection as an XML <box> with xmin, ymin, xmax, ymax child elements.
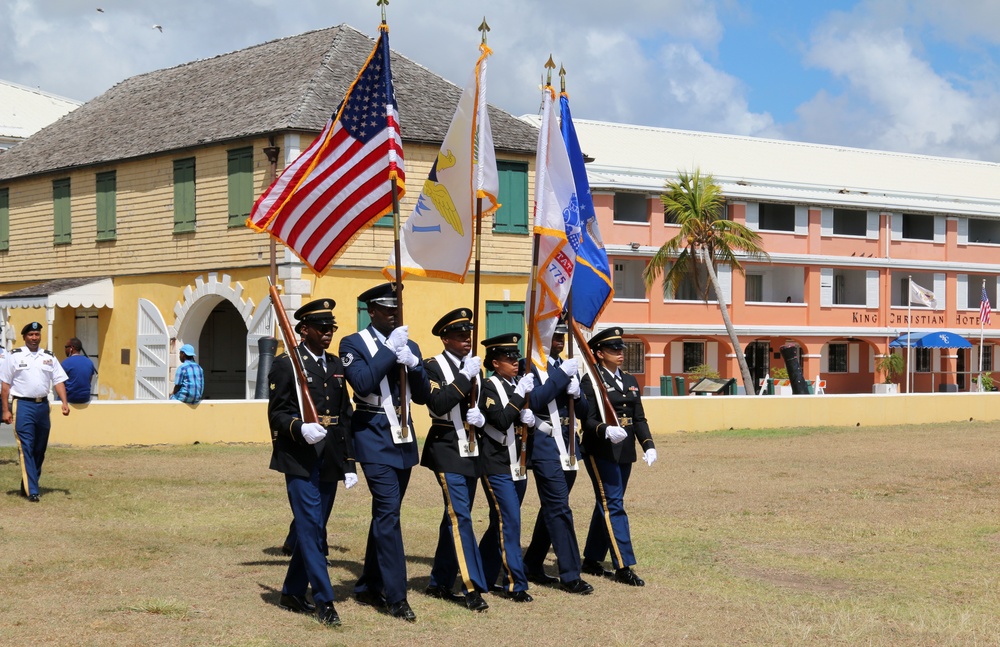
<box><xmin>247</xmin><ymin>26</ymin><xmax>404</xmax><ymax>273</ymax></box>
<box><xmin>981</xmin><ymin>284</ymin><xmax>992</xmax><ymax>326</ymax></box>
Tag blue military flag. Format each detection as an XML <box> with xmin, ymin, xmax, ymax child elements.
<box><xmin>560</xmin><ymin>93</ymin><xmax>612</xmax><ymax>329</ymax></box>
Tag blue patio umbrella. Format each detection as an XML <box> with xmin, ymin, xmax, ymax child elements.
<box><xmin>889</xmin><ymin>331</ymin><xmax>972</xmax><ymax>348</ymax></box>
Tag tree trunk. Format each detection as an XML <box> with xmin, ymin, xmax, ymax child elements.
<box><xmin>699</xmin><ymin>248</ymin><xmax>756</xmax><ymax>394</ymax></box>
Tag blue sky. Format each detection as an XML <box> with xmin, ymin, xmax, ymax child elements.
<box><xmin>4</xmin><ymin>0</ymin><xmax>1000</xmax><ymax>161</ymax></box>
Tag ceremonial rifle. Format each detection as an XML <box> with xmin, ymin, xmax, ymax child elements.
<box><xmin>268</xmin><ymin>281</ymin><xmax>319</xmax><ymax>425</ymax></box>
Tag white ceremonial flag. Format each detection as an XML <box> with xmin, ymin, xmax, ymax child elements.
<box><xmin>526</xmin><ymin>85</ymin><xmax>580</xmax><ymax>370</ymax></box>
<box><xmin>385</xmin><ymin>44</ymin><xmax>499</xmax><ymax>283</ymax></box>
<box><xmin>909</xmin><ymin>280</ymin><xmax>938</xmax><ymax>309</ymax></box>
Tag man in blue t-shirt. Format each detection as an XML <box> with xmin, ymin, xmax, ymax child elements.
<box><xmin>171</xmin><ymin>344</ymin><xmax>204</xmax><ymax>404</ymax></box>
<box><xmin>61</xmin><ymin>338</ymin><xmax>97</xmax><ymax>404</ymax></box>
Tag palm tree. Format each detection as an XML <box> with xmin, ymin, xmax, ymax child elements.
<box><xmin>643</xmin><ymin>169</ymin><xmax>769</xmax><ymax>394</ymax></box>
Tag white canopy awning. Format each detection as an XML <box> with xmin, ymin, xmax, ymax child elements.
<box><xmin>0</xmin><ymin>277</ymin><xmax>114</xmax><ymax>309</ymax></box>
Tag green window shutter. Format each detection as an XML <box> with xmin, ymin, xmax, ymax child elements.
<box><xmin>373</xmin><ymin>213</ymin><xmax>394</xmax><ymax>227</ymax></box>
<box><xmin>0</xmin><ymin>188</ymin><xmax>9</xmax><ymax>251</ymax></box>
<box><xmin>173</xmin><ymin>158</ymin><xmax>196</xmax><ymax>233</ymax></box>
<box><xmin>96</xmin><ymin>171</ymin><xmax>117</xmax><ymax>241</ymax></box>
<box><xmin>357</xmin><ymin>301</ymin><xmax>371</xmax><ymax>330</ymax></box>
<box><xmin>227</xmin><ymin>147</ymin><xmax>253</xmax><ymax>227</ymax></box>
<box><xmin>493</xmin><ymin>161</ymin><xmax>529</xmax><ymax>234</ymax></box>
<box><xmin>53</xmin><ymin>178</ymin><xmax>71</xmax><ymax>245</ymax></box>
<box><xmin>485</xmin><ymin>300</ymin><xmax>525</xmax><ymax>355</ymax></box>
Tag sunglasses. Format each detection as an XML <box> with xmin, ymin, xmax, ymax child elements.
<box><xmin>309</xmin><ymin>324</ymin><xmax>336</xmax><ymax>334</ymax></box>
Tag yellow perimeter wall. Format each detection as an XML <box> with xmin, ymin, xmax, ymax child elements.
<box><xmin>43</xmin><ymin>392</ymin><xmax>1000</xmax><ymax>447</ymax></box>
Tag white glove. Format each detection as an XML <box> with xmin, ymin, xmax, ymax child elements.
<box><xmin>567</xmin><ymin>376</ymin><xmax>581</xmax><ymax>398</ymax></box>
<box><xmin>344</xmin><ymin>472</ymin><xmax>358</xmax><ymax>489</ymax></box>
<box><xmin>465</xmin><ymin>407</ymin><xmax>485</xmax><ymax>428</ymax></box>
<box><xmin>559</xmin><ymin>358</ymin><xmax>580</xmax><ymax>378</ymax></box>
<box><xmin>643</xmin><ymin>448</ymin><xmax>657</xmax><ymax>467</ymax></box>
<box><xmin>519</xmin><ymin>408</ymin><xmax>536</xmax><ymax>426</ymax></box>
<box><xmin>460</xmin><ymin>356</ymin><xmax>482</xmax><ymax>381</ymax></box>
<box><xmin>514</xmin><ymin>374</ymin><xmax>535</xmax><ymax>397</ymax></box>
<box><xmin>395</xmin><ymin>345</ymin><xmax>420</xmax><ymax>368</ymax></box>
<box><xmin>536</xmin><ymin>420</ymin><xmax>553</xmax><ymax>436</ymax></box>
<box><xmin>386</xmin><ymin>325</ymin><xmax>409</xmax><ymax>352</ymax></box>
<box><xmin>604</xmin><ymin>425</ymin><xmax>627</xmax><ymax>444</ymax></box>
<box><xmin>300</xmin><ymin>422</ymin><xmax>328</xmax><ymax>445</ymax></box>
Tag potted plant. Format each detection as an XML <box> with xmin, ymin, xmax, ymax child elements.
<box><xmin>975</xmin><ymin>371</ymin><xmax>994</xmax><ymax>392</ymax></box>
<box><xmin>874</xmin><ymin>353</ymin><xmax>904</xmax><ymax>394</ymax></box>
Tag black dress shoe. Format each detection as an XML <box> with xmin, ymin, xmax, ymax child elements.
<box><xmin>354</xmin><ymin>589</ymin><xmax>387</xmax><ymax>609</ymax></box>
<box><xmin>315</xmin><ymin>601</ymin><xmax>341</xmax><ymax>626</ymax></box>
<box><xmin>614</xmin><ymin>567</ymin><xmax>645</xmax><ymax>587</ymax></box>
<box><xmin>280</xmin><ymin>543</ymin><xmax>293</xmax><ymax>556</ymax></box>
<box><xmin>581</xmin><ymin>559</ymin><xmax>606</xmax><ymax>577</ymax></box>
<box><xmin>27</xmin><ymin>494</ymin><xmax>39</xmax><ymax>503</ymax></box>
<box><xmin>527</xmin><ymin>570</ymin><xmax>559</xmax><ymax>586</ymax></box>
<box><xmin>499</xmin><ymin>590</ymin><xmax>533</xmax><ymax>603</ymax></box>
<box><xmin>423</xmin><ymin>584</ymin><xmax>463</xmax><ymax>603</ymax></box>
<box><xmin>278</xmin><ymin>593</ymin><xmax>316</xmax><ymax>613</ymax></box>
<box><xmin>560</xmin><ymin>578</ymin><xmax>594</xmax><ymax>595</ymax></box>
<box><xmin>388</xmin><ymin>599</ymin><xmax>416</xmax><ymax>622</ymax></box>
<box><xmin>464</xmin><ymin>592</ymin><xmax>489</xmax><ymax>612</ymax></box>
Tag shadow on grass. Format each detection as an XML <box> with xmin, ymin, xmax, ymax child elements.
<box><xmin>6</xmin><ymin>486</ymin><xmax>71</xmax><ymax>498</ymax></box>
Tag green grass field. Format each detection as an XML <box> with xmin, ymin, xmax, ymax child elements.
<box><xmin>1</xmin><ymin>421</ymin><xmax>998</xmax><ymax>646</ymax></box>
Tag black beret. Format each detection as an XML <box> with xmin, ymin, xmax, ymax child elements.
<box><xmin>294</xmin><ymin>298</ymin><xmax>337</xmax><ymax>331</ymax></box>
<box><xmin>358</xmin><ymin>282</ymin><xmax>400</xmax><ymax>308</ymax></box>
<box><xmin>432</xmin><ymin>307</ymin><xmax>474</xmax><ymax>336</ymax></box>
<box><xmin>21</xmin><ymin>321</ymin><xmax>42</xmax><ymax>335</ymax></box>
<box><xmin>588</xmin><ymin>327</ymin><xmax>625</xmax><ymax>351</ymax></box>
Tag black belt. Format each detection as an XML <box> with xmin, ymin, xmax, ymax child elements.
<box><xmin>354</xmin><ymin>402</ymin><xmax>401</xmax><ymax>417</ymax></box>
<box><xmin>317</xmin><ymin>415</ymin><xmax>339</xmax><ymax>426</ymax></box>
<box><xmin>538</xmin><ymin>416</ymin><xmax>571</xmax><ymax>427</ymax></box>
<box><xmin>13</xmin><ymin>396</ymin><xmax>46</xmax><ymax>403</ymax></box>
<box><xmin>617</xmin><ymin>416</ymin><xmax>633</xmax><ymax>426</ymax></box>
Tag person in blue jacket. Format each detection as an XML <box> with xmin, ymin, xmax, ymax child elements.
<box><xmin>339</xmin><ymin>282</ymin><xmax>430</xmax><ymax>622</ymax></box>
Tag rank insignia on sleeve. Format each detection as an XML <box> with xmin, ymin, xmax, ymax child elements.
<box><xmin>485</xmin><ymin>397</ymin><xmax>495</xmax><ymax>408</ymax></box>
<box><xmin>342</xmin><ymin>352</ymin><xmax>354</xmax><ymax>367</ymax></box>
<box><xmin>430</xmin><ymin>380</ymin><xmax>440</xmax><ymax>391</ymax></box>
<box><xmin>270</xmin><ymin>383</ymin><xmax>275</xmax><ymax>390</ymax></box>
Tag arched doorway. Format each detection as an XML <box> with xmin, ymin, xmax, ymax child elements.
<box><xmin>198</xmin><ymin>300</ymin><xmax>247</xmax><ymax>399</ymax></box>
<box><xmin>745</xmin><ymin>340</ymin><xmax>770</xmax><ymax>391</ymax></box>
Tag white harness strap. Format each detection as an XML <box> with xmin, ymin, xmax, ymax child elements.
<box><xmin>434</xmin><ymin>354</ymin><xmax>478</xmax><ymax>458</ymax></box>
<box><xmin>358</xmin><ymin>329</ymin><xmax>412</xmax><ymax>444</ymax></box>
<box><xmin>538</xmin><ymin>366</ymin><xmax>575</xmax><ymax>471</ymax></box>
<box><xmin>484</xmin><ymin>375</ymin><xmax>523</xmax><ymax>479</ymax></box>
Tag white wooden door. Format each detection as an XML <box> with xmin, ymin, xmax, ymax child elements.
<box><xmin>135</xmin><ymin>299</ymin><xmax>169</xmax><ymax>399</ymax></box>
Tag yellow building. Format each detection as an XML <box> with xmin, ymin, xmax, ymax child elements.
<box><xmin>0</xmin><ymin>25</ymin><xmax>537</xmax><ymax>400</ymax></box>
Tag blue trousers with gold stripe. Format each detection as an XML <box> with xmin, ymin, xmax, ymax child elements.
<box><xmin>523</xmin><ymin>460</ymin><xmax>581</xmax><ymax>582</ymax></box>
<box><xmin>479</xmin><ymin>473</ymin><xmax>528</xmax><ymax>593</ymax></box>
<box><xmin>13</xmin><ymin>400</ymin><xmax>51</xmax><ymax>498</ymax></box>
<box><xmin>582</xmin><ymin>455</ymin><xmax>635</xmax><ymax>569</ymax></box>
<box><xmin>428</xmin><ymin>472</ymin><xmax>487</xmax><ymax>594</ymax></box>
<box><xmin>283</xmin><ymin>466</ymin><xmax>337</xmax><ymax>604</ymax></box>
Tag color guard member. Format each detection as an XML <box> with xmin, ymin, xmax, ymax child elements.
<box><xmin>0</xmin><ymin>322</ymin><xmax>70</xmax><ymax>502</ymax></box>
<box><xmin>579</xmin><ymin>327</ymin><xmax>656</xmax><ymax>587</ymax></box>
<box><xmin>267</xmin><ymin>299</ymin><xmax>356</xmax><ymax>627</ymax></box>
<box><xmin>421</xmin><ymin>308</ymin><xmax>489</xmax><ymax>612</ymax></box>
<box><xmin>478</xmin><ymin>333</ymin><xmax>535</xmax><ymax>602</ymax></box>
<box><xmin>339</xmin><ymin>283</ymin><xmax>431</xmax><ymax>622</ymax></box>
<box><xmin>522</xmin><ymin>321</ymin><xmax>593</xmax><ymax>594</ymax></box>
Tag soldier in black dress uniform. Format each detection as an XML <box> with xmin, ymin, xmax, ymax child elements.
<box><xmin>268</xmin><ymin>298</ymin><xmax>356</xmax><ymax>626</ymax></box>
<box><xmin>579</xmin><ymin>327</ymin><xmax>657</xmax><ymax>587</ymax></box>
<box><xmin>420</xmin><ymin>308</ymin><xmax>490</xmax><ymax>612</ymax></box>
<box><xmin>477</xmin><ymin>333</ymin><xmax>536</xmax><ymax>602</ymax></box>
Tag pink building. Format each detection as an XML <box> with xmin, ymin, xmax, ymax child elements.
<box><xmin>568</xmin><ymin>120</ymin><xmax>1000</xmax><ymax>395</ymax></box>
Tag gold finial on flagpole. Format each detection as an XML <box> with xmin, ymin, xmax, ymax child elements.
<box><xmin>377</xmin><ymin>0</ymin><xmax>389</xmax><ymax>23</ymax></box>
<box><xmin>545</xmin><ymin>54</ymin><xmax>556</xmax><ymax>87</ymax></box>
<box><xmin>479</xmin><ymin>17</ymin><xmax>490</xmax><ymax>44</ymax></box>
<box><xmin>559</xmin><ymin>64</ymin><xmax>566</xmax><ymax>93</ymax></box>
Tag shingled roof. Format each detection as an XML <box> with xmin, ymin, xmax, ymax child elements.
<box><xmin>0</xmin><ymin>24</ymin><xmax>537</xmax><ymax>182</ymax></box>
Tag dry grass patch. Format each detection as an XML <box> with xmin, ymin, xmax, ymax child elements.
<box><xmin>0</xmin><ymin>421</ymin><xmax>998</xmax><ymax>646</ymax></box>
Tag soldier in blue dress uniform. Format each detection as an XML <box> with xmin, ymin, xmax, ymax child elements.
<box><xmin>339</xmin><ymin>282</ymin><xmax>431</xmax><ymax>622</ymax></box>
<box><xmin>477</xmin><ymin>333</ymin><xmax>536</xmax><ymax>602</ymax></box>
<box><xmin>579</xmin><ymin>327</ymin><xmax>657</xmax><ymax>587</ymax></box>
<box><xmin>420</xmin><ymin>307</ymin><xmax>490</xmax><ymax>612</ymax></box>
<box><xmin>0</xmin><ymin>322</ymin><xmax>70</xmax><ymax>502</ymax></box>
<box><xmin>267</xmin><ymin>298</ymin><xmax>356</xmax><ymax>627</ymax></box>
<box><xmin>522</xmin><ymin>321</ymin><xmax>594</xmax><ymax>595</ymax></box>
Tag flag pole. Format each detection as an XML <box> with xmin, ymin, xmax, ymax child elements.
<box><xmin>906</xmin><ymin>274</ymin><xmax>912</xmax><ymax>394</ymax></box>
<box><xmin>559</xmin><ymin>65</ymin><xmax>577</xmax><ymax>467</ymax></box>
<box><xmin>979</xmin><ymin>279</ymin><xmax>986</xmax><ymax>390</ymax></box>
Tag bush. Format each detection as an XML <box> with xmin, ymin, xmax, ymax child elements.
<box><xmin>770</xmin><ymin>367</ymin><xmax>789</xmax><ymax>380</ymax></box>
<box><xmin>976</xmin><ymin>371</ymin><xmax>994</xmax><ymax>392</ymax></box>
<box><xmin>687</xmin><ymin>363</ymin><xmax>719</xmax><ymax>380</ymax></box>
